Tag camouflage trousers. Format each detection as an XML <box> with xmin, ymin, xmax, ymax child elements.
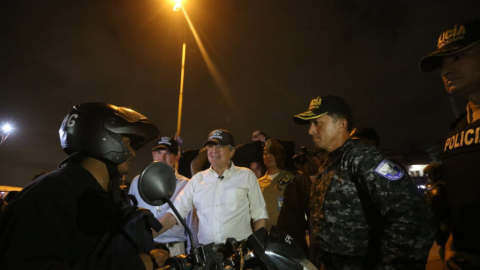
<box><xmin>316</xmin><ymin>251</ymin><xmax>375</xmax><ymax>270</ymax></box>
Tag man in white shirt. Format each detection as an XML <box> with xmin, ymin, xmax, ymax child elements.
<box><xmin>129</xmin><ymin>137</ymin><xmax>191</xmax><ymax>256</ymax></box>
<box><xmin>156</xmin><ymin>129</ymin><xmax>268</xmax><ymax>245</ymax></box>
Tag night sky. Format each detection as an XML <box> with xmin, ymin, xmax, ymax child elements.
<box><xmin>1</xmin><ymin>0</ymin><xmax>479</xmax><ymax>187</ymax></box>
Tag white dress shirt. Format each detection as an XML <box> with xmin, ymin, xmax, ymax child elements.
<box><xmin>129</xmin><ymin>170</ymin><xmax>190</xmax><ymax>243</ymax></box>
<box><xmin>168</xmin><ymin>162</ymin><xmax>268</xmax><ymax>245</ymax></box>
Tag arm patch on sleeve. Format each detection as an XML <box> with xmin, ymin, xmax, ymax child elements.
<box><xmin>374</xmin><ymin>159</ymin><xmax>405</xmax><ymax>181</ymax></box>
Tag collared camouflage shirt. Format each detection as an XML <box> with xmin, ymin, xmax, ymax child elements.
<box><xmin>311</xmin><ymin>140</ymin><xmax>435</xmax><ymax>270</ymax></box>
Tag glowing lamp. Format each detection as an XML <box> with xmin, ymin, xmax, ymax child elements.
<box><xmin>1</xmin><ymin>124</ymin><xmax>12</xmax><ymax>133</ymax></box>
<box><xmin>173</xmin><ymin>3</ymin><xmax>181</xmax><ymax>11</ymax></box>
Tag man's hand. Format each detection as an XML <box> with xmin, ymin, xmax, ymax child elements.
<box><xmin>139</xmin><ymin>253</ymin><xmax>154</xmax><ymax>270</ymax></box>
<box><xmin>139</xmin><ymin>249</ymin><xmax>170</xmax><ymax>270</ymax></box>
<box><xmin>252</xmin><ymin>130</ymin><xmax>267</xmax><ymax>142</ymax></box>
<box><xmin>150</xmin><ymin>249</ymin><xmax>170</xmax><ymax>268</ymax></box>
<box><xmin>198</xmin><ymin>147</ymin><xmax>207</xmax><ymax>154</ymax></box>
<box><xmin>154</xmin><ymin>212</ymin><xmax>178</xmax><ymax>238</ymax></box>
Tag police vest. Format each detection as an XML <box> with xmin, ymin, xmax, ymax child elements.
<box><xmin>441</xmin><ymin>113</ymin><xmax>480</xmax><ymax>223</ymax></box>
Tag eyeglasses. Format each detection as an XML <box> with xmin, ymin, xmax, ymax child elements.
<box><xmin>206</xmin><ymin>144</ymin><xmax>224</xmax><ymax>149</ymax></box>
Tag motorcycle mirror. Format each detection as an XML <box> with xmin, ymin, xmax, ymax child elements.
<box><xmin>138</xmin><ymin>162</ymin><xmax>176</xmax><ymax>206</ymax></box>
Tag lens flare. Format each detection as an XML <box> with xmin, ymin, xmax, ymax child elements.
<box><xmin>2</xmin><ymin>124</ymin><xmax>12</xmax><ymax>133</ymax></box>
<box><xmin>173</xmin><ymin>3</ymin><xmax>181</xmax><ymax>11</ymax></box>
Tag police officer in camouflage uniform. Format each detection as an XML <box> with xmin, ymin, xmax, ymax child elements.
<box><xmin>293</xmin><ymin>95</ymin><xmax>435</xmax><ymax>270</ymax></box>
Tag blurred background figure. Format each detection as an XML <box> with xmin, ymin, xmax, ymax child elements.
<box><xmin>424</xmin><ymin>163</ymin><xmax>451</xmax><ymax>260</ymax></box>
<box><xmin>258</xmin><ymin>138</ymin><xmax>311</xmax><ymax>257</ymax></box>
<box><xmin>293</xmin><ymin>146</ymin><xmax>326</xmax><ymax>182</ymax></box>
<box><xmin>249</xmin><ymin>158</ymin><xmax>266</xmax><ymax>179</ymax></box>
<box><xmin>350</xmin><ymin>127</ymin><xmax>381</xmax><ymax>148</ymax></box>
<box><xmin>0</xmin><ymin>186</ymin><xmax>22</xmax><ymax>216</ymax></box>
<box><xmin>293</xmin><ymin>146</ymin><xmax>313</xmax><ymax>173</ymax></box>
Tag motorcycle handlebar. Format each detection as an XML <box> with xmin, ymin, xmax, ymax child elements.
<box><xmin>155</xmin><ymin>265</ymin><xmax>233</xmax><ymax>270</ymax></box>
<box><xmin>156</xmin><ymin>266</ymin><xmax>232</xmax><ymax>270</ymax></box>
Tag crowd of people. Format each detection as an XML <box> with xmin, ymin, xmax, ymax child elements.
<box><xmin>0</xmin><ymin>19</ymin><xmax>480</xmax><ymax>270</ymax></box>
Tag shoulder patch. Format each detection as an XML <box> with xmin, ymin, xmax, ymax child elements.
<box><xmin>277</xmin><ymin>171</ymin><xmax>295</xmax><ymax>185</ymax></box>
<box><xmin>374</xmin><ymin>159</ymin><xmax>404</xmax><ymax>181</ymax></box>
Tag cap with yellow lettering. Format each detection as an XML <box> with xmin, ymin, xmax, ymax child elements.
<box><xmin>293</xmin><ymin>95</ymin><xmax>351</xmax><ymax>125</ymax></box>
<box><xmin>420</xmin><ymin>20</ymin><xmax>480</xmax><ymax>72</ymax></box>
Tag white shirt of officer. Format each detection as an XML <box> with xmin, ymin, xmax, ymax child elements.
<box><xmin>129</xmin><ymin>170</ymin><xmax>189</xmax><ymax>243</ymax></box>
<box><xmin>129</xmin><ymin>141</ymin><xmax>190</xmax><ymax>244</ymax></box>
<box><xmin>169</xmin><ymin>144</ymin><xmax>268</xmax><ymax>245</ymax></box>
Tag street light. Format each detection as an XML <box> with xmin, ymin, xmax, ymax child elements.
<box><xmin>0</xmin><ymin>123</ymin><xmax>13</xmax><ymax>146</ymax></box>
<box><xmin>173</xmin><ymin>3</ymin><xmax>181</xmax><ymax>11</ymax></box>
<box><xmin>2</xmin><ymin>124</ymin><xmax>12</xmax><ymax>133</ymax></box>
<box><xmin>171</xmin><ymin>1</ymin><xmax>225</xmax><ymax>143</ymax></box>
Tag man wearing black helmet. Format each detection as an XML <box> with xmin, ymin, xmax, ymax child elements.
<box><xmin>0</xmin><ymin>103</ymin><xmax>168</xmax><ymax>270</ymax></box>
<box><xmin>419</xmin><ymin>20</ymin><xmax>480</xmax><ymax>270</ymax></box>
<box><xmin>294</xmin><ymin>96</ymin><xmax>435</xmax><ymax>270</ymax></box>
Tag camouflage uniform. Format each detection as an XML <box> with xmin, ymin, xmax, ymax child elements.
<box><xmin>311</xmin><ymin>140</ymin><xmax>435</xmax><ymax>270</ymax></box>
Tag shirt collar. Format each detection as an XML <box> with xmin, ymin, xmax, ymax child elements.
<box><xmin>328</xmin><ymin>139</ymin><xmax>353</xmax><ymax>163</ymax></box>
<box><xmin>209</xmin><ymin>161</ymin><xmax>235</xmax><ymax>179</ymax></box>
<box><xmin>467</xmin><ymin>101</ymin><xmax>480</xmax><ymax>124</ymax></box>
<box><xmin>267</xmin><ymin>172</ymin><xmax>280</xmax><ymax>180</ymax></box>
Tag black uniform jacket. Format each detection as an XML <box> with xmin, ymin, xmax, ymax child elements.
<box><xmin>0</xmin><ymin>162</ymin><xmax>144</xmax><ymax>270</ymax></box>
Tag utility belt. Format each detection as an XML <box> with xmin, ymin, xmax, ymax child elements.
<box><xmin>159</xmin><ymin>241</ymin><xmax>185</xmax><ymax>248</ymax></box>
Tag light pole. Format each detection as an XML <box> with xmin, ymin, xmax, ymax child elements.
<box><xmin>0</xmin><ymin>123</ymin><xmax>13</xmax><ymax>146</ymax></box>
<box><xmin>173</xmin><ymin>0</ymin><xmax>187</xmax><ymax>141</ymax></box>
<box><xmin>172</xmin><ymin>0</ymin><xmax>187</xmax><ymax>170</ymax></box>
<box><xmin>176</xmin><ymin>41</ymin><xmax>187</xmax><ymax>139</ymax></box>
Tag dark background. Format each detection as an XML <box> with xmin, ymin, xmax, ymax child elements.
<box><xmin>1</xmin><ymin>0</ymin><xmax>479</xmax><ymax>187</ymax></box>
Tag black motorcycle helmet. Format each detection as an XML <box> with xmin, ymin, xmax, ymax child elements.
<box><xmin>59</xmin><ymin>102</ymin><xmax>160</xmax><ymax>166</ymax></box>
